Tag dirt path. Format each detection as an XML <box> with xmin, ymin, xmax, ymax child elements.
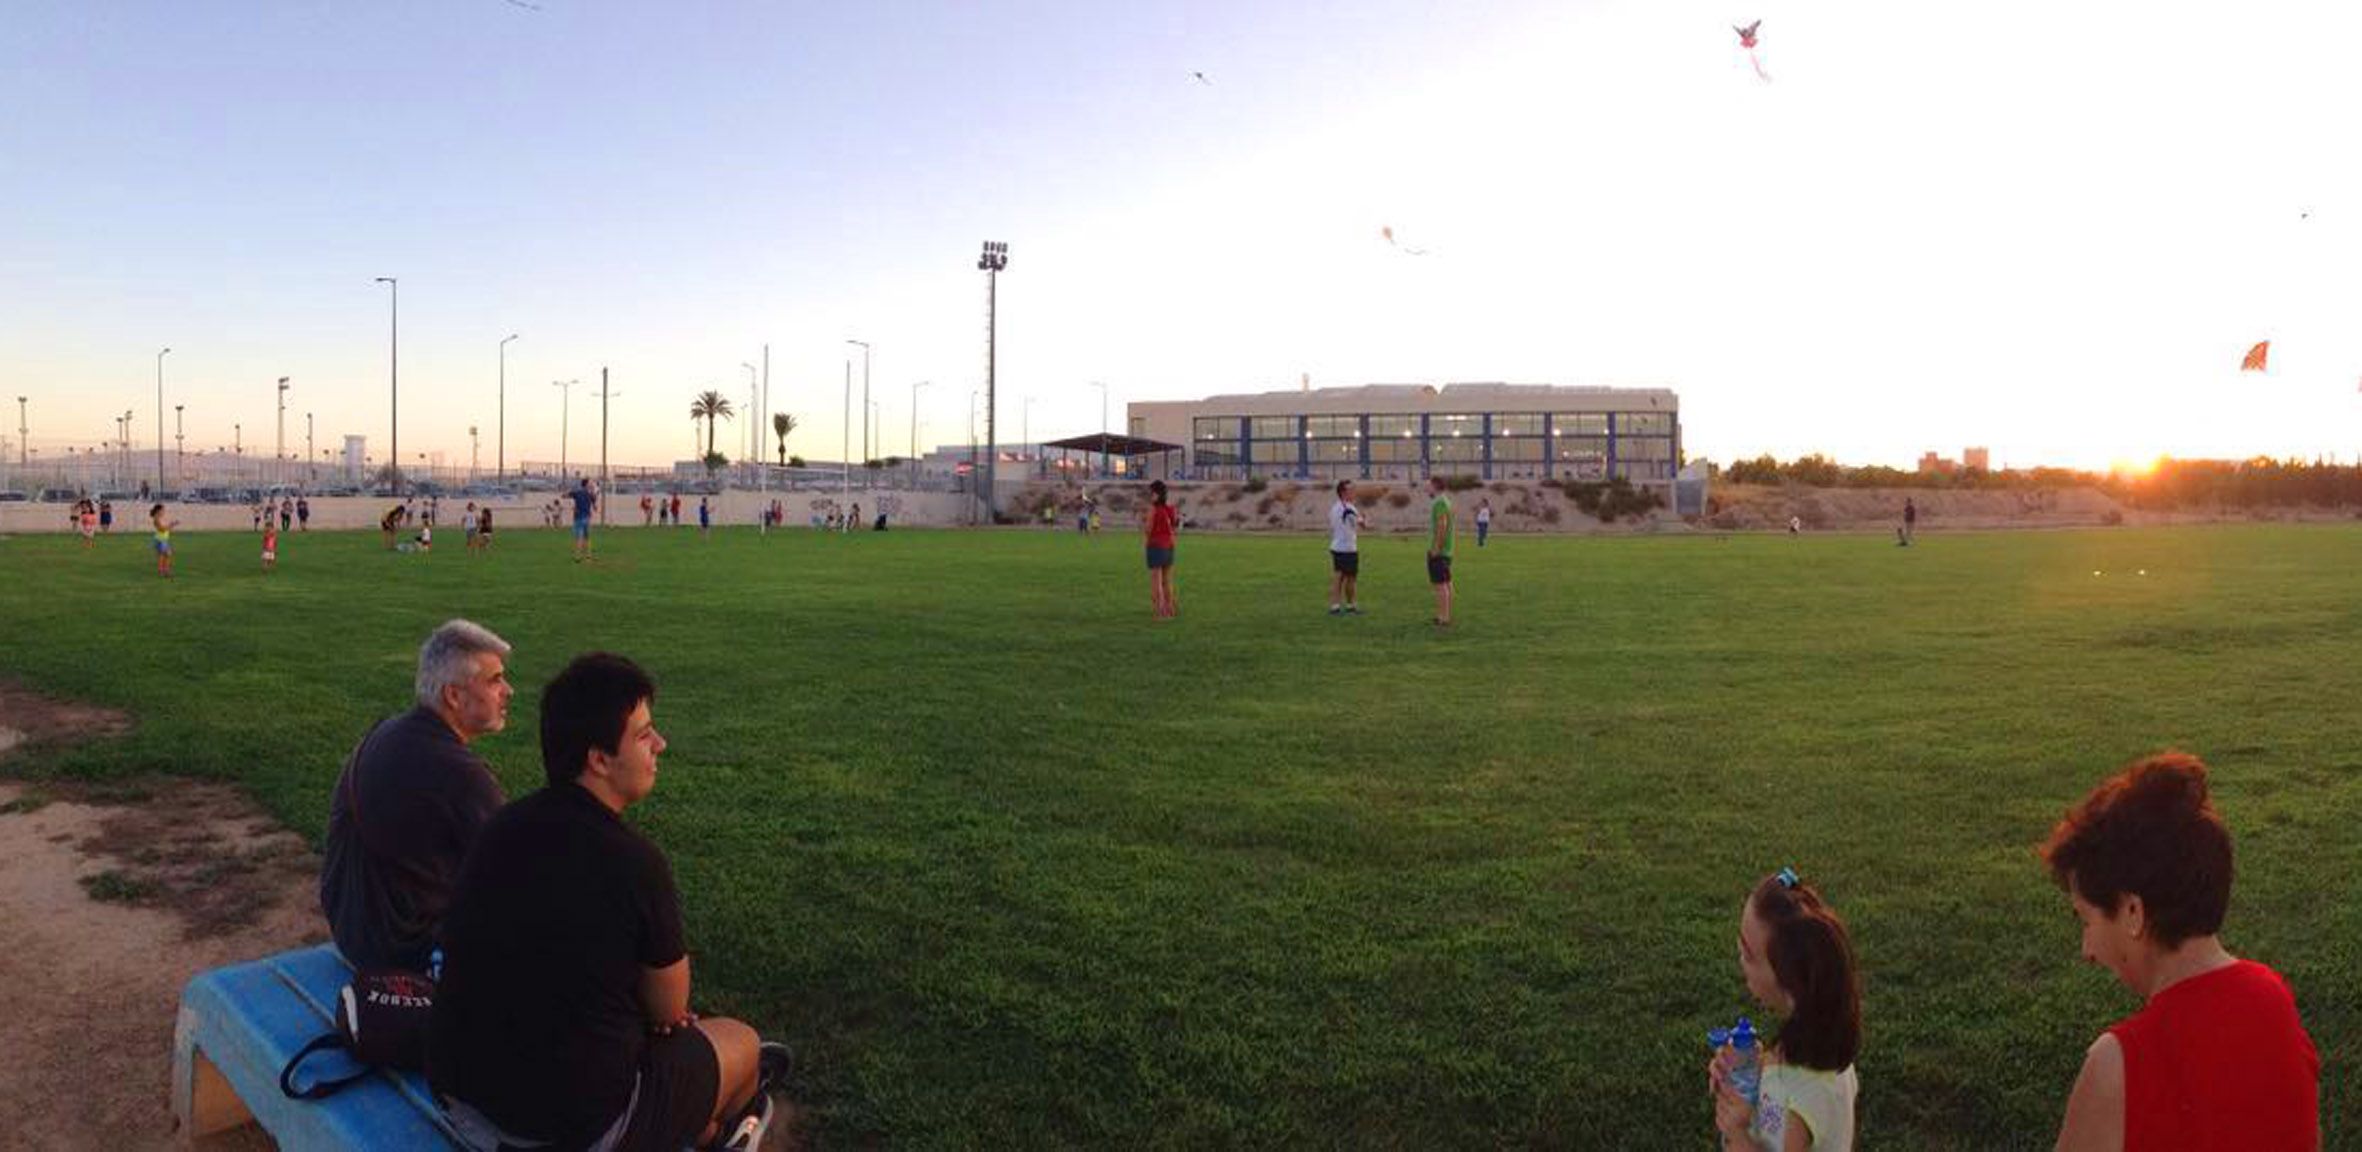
<box><xmin>0</xmin><ymin>685</ymin><xmax>803</xmax><ymax>1150</ymax></box>
<box><xmin>0</xmin><ymin>684</ymin><xmax>318</xmax><ymax>1150</ymax></box>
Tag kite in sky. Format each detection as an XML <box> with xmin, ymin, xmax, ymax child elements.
<box><xmin>1734</xmin><ymin>20</ymin><xmax>1770</xmax><ymax>82</ymax></box>
<box><xmin>1380</xmin><ymin>226</ymin><xmax>1428</xmax><ymax>256</ymax></box>
<box><xmin>501</xmin><ymin>0</ymin><xmax>542</xmax><ymax>9</ymax></box>
<box><xmin>2241</xmin><ymin>341</ymin><xmax>2270</xmax><ymax>372</ymax></box>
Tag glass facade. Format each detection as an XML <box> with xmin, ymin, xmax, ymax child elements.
<box><xmin>1184</xmin><ymin>405</ymin><xmax>1678</xmax><ymax>484</ymax></box>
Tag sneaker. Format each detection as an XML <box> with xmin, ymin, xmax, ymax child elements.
<box><xmin>718</xmin><ymin>1042</ymin><xmax>795</xmax><ymax>1151</ymax></box>
<box><xmin>718</xmin><ymin>1093</ymin><xmax>775</xmax><ymax>1152</ymax></box>
<box><xmin>1345</xmin><ymin>604</ymin><xmax>1362</xmax><ymax>615</ymax></box>
<box><xmin>1328</xmin><ymin>604</ymin><xmax>1343</xmax><ymax>615</ymax></box>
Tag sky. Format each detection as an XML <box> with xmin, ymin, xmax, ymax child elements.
<box><xmin>5</xmin><ymin>0</ymin><xmax>2362</xmax><ymax>476</ymax></box>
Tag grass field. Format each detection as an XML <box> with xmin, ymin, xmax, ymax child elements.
<box><xmin>1</xmin><ymin>521</ymin><xmax>2355</xmax><ymax>1148</ymax></box>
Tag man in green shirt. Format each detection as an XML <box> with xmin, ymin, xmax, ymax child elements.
<box><xmin>1426</xmin><ymin>475</ymin><xmax>1455</xmax><ymax>626</ymax></box>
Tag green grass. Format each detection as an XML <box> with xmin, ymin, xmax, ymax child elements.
<box><xmin>1</xmin><ymin>522</ymin><xmax>2355</xmax><ymax>1148</ymax></box>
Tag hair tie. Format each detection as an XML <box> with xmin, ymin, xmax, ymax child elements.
<box><xmin>1776</xmin><ymin>867</ymin><xmax>1799</xmax><ymax>889</ymax></box>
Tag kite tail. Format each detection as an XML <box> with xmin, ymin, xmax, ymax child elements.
<box><xmin>1751</xmin><ymin>50</ymin><xmax>1772</xmax><ymax>83</ymax></box>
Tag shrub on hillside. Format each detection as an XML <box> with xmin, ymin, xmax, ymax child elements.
<box><xmin>1386</xmin><ymin>491</ymin><xmax>1412</xmax><ymax>509</ymax></box>
<box><xmin>1443</xmin><ymin>474</ymin><xmax>1484</xmax><ymax>492</ymax></box>
<box><xmin>1354</xmin><ymin>486</ymin><xmax>1388</xmax><ymax>508</ymax></box>
<box><xmin>1243</xmin><ymin>476</ymin><xmax>1268</xmax><ymax>494</ymax></box>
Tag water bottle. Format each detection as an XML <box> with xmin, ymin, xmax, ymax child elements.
<box><xmin>1706</xmin><ymin>1016</ymin><xmax>1761</xmax><ymax>1107</ymax></box>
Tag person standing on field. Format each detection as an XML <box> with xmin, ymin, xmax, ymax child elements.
<box><xmin>1426</xmin><ymin>476</ymin><xmax>1455</xmax><ymax>626</ymax></box>
<box><xmin>1475</xmin><ymin>498</ymin><xmax>1492</xmax><ymax>547</ymax></box>
<box><xmin>1327</xmin><ymin>479</ymin><xmax>1365</xmax><ymax>615</ymax></box>
<box><xmin>1143</xmin><ymin>480</ymin><xmax>1179</xmax><ymax>619</ymax></box>
<box><xmin>567</xmin><ymin>477</ymin><xmax>598</xmax><ymax>562</ymax></box>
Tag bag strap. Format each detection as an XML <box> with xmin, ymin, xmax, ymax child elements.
<box><xmin>279</xmin><ymin>1032</ymin><xmax>373</xmax><ymax>1100</ymax></box>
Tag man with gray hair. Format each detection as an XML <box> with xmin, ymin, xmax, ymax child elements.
<box><xmin>320</xmin><ymin>619</ymin><xmax>515</xmax><ymax>970</ymax></box>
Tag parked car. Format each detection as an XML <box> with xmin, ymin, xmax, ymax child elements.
<box><xmin>38</xmin><ymin>487</ymin><xmax>82</xmax><ymax>503</ymax></box>
<box><xmin>0</xmin><ymin>491</ymin><xmax>28</xmax><ymax>503</ymax></box>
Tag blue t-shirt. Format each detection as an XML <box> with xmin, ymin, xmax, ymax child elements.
<box><xmin>565</xmin><ymin>488</ymin><xmax>594</xmax><ymax>521</ymax></box>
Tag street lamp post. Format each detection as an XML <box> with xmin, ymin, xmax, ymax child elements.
<box><xmin>976</xmin><ymin>241</ymin><xmax>1008</xmax><ymax>519</ymax></box>
<box><xmin>15</xmin><ymin>397</ymin><xmax>25</xmax><ymax>471</ymax></box>
<box><xmin>154</xmin><ymin>347</ymin><xmax>170</xmax><ymax>493</ymax></box>
<box><xmin>374</xmin><ymin>276</ymin><xmax>399</xmax><ymax>494</ymax></box>
<box><xmin>909</xmin><ymin>380</ymin><xmax>930</xmax><ymax>486</ymax></box>
<box><xmin>276</xmin><ymin>377</ymin><xmax>290</xmax><ymax>486</ymax></box>
<box><xmin>595</xmin><ymin>370</ymin><xmax>619</xmax><ymax>524</ymax></box>
<box><xmin>1022</xmin><ymin>395</ymin><xmax>1034</xmax><ymax>477</ymax></box>
<box><xmin>174</xmin><ymin>405</ymin><xmax>184</xmax><ymax>482</ymax></box>
<box><xmin>1089</xmin><ymin>381</ymin><xmax>1109</xmax><ymax>478</ymax></box>
<box><xmin>845</xmin><ymin>340</ymin><xmax>871</xmax><ymax>472</ymax></box>
<box><xmin>741</xmin><ymin>362</ymin><xmax>758</xmax><ymax>469</ymax></box>
<box><xmin>841</xmin><ymin>360</ymin><xmax>852</xmax><ymax>500</ymax></box>
<box><xmin>498</xmin><ymin>333</ymin><xmax>518</xmax><ymax>480</ymax></box>
<box><xmin>469</xmin><ymin>426</ymin><xmax>480</xmax><ymax>482</ymax></box>
<box><xmin>553</xmin><ymin>379</ymin><xmax>578</xmax><ymax>480</ymax></box>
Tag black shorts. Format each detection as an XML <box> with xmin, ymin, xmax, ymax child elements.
<box><xmin>1427</xmin><ymin>554</ymin><xmax>1453</xmax><ymax>585</ymax></box>
<box><xmin>1331</xmin><ymin>550</ymin><xmax>1359</xmax><ymax>576</ymax></box>
<box><xmin>1145</xmin><ymin>545</ymin><xmax>1174</xmax><ymax>570</ymax></box>
<box><xmin>612</xmin><ymin>1027</ymin><xmax>720</xmax><ymax>1152</ymax></box>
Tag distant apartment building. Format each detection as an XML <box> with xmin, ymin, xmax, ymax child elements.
<box><xmin>1963</xmin><ymin>446</ymin><xmax>1990</xmax><ymax>471</ymax></box>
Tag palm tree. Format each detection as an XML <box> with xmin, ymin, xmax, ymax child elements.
<box><xmin>772</xmin><ymin>413</ymin><xmax>798</xmax><ymax>465</ymax></box>
<box><xmin>689</xmin><ymin>391</ymin><xmax>734</xmax><ymax>462</ymax></box>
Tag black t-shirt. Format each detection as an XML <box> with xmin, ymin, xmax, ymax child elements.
<box><xmin>567</xmin><ymin>487</ymin><xmax>595</xmax><ymax>520</ymax></box>
<box><xmin>318</xmin><ymin>707</ymin><xmax>506</xmax><ymax>970</ymax></box>
<box><xmin>428</xmin><ymin>783</ymin><xmax>688</xmax><ymax>1145</ymax></box>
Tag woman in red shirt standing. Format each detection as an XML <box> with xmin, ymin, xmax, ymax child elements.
<box><xmin>2043</xmin><ymin>752</ymin><xmax>2319</xmax><ymax>1151</ymax></box>
<box><xmin>1142</xmin><ymin>480</ymin><xmax>1179</xmax><ymax>619</ymax></box>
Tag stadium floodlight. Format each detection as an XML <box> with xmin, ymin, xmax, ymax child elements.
<box><xmin>975</xmin><ymin>241</ymin><xmax>1009</xmax><ymax>520</ymax></box>
<box><xmin>374</xmin><ymin>277</ymin><xmax>399</xmax><ymax>494</ymax></box>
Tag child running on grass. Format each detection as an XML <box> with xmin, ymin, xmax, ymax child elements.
<box><xmin>1707</xmin><ymin>868</ymin><xmax>1862</xmax><ymax>1151</ymax></box>
<box><xmin>150</xmin><ymin>504</ymin><xmax>178</xmax><ymax>577</ymax></box>
<box><xmin>261</xmin><ymin>521</ymin><xmax>279</xmax><ymax>573</ymax></box>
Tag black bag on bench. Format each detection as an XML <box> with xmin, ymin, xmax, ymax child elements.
<box><xmin>278</xmin><ymin>967</ymin><xmax>436</xmax><ymax>1099</ymax></box>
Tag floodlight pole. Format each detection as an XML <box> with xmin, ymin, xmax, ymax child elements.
<box><xmin>154</xmin><ymin>348</ymin><xmax>170</xmax><ymax>493</ymax></box>
<box><xmin>275</xmin><ymin>377</ymin><xmax>290</xmax><ymax>486</ymax></box>
<box><xmin>741</xmin><ymin>361</ymin><xmax>758</xmax><ymax>473</ymax></box>
<box><xmin>976</xmin><ymin>241</ymin><xmax>1007</xmax><ymax>520</ymax></box>
<box><xmin>840</xmin><ymin>360</ymin><xmax>851</xmax><ymax>500</ymax></box>
<box><xmin>498</xmin><ymin>333</ymin><xmax>518</xmax><ymax>479</ymax></box>
<box><xmin>759</xmin><ymin>343</ymin><xmax>769</xmax><ymax>494</ymax></box>
<box><xmin>305</xmin><ymin>412</ymin><xmax>314</xmax><ymax>484</ymax></box>
<box><xmin>596</xmin><ymin>369</ymin><xmax>619</xmax><ymax>524</ymax></box>
<box><xmin>909</xmin><ymin>380</ymin><xmax>930</xmax><ymax>486</ymax></box>
<box><xmin>374</xmin><ymin>277</ymin><xmax>398</xmax><ymax>494</ymax></box>
<box><xmin>553</xmin><ymin>378</ymin><xmax>578</xmax><ymax>480</ymax></box>
<box><xmin>175</xmin><ymin>406</ymin><xmax>185</xmax><ymax>481</ymax></box>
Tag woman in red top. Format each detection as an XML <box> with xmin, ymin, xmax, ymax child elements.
<box><xmin>2043</xmin><ymin>752</ymin><xmax>2319</xmax><ymax>1151</ymax></box>
<box><xmin>1142</xmin><ymin>480</ymin><xmax>1179</xmax><ymax>619</ymax></box>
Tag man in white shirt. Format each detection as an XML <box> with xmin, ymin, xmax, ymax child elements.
<box><xmin>1327</xmin><ymin>480</ymin><xmax>1365</xmax><ymax>615</ymax></box>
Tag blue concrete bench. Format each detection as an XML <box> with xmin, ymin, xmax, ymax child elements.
<box><xmin>171</xmin><ymin>945</ymin><xmax>460</xmax><ymax>1149</ymax></box>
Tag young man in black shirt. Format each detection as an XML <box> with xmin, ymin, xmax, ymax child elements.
<box><xmin>430</xmin><ymin>653</ymin><xmax>765</xmax><ymax>1151</ymax></box>
<box><xmin>319</xmin><ymin>619</ymin><xmax>513</xmax><ymax>970</ymax></box>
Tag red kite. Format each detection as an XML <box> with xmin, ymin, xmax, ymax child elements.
<box><xmin>2241</xmin><ymin>341</ymin><xmax>2270</xmax><ymax>372</ymax></box>
<box><xmin>1734</xmin><ymin>21</ymin><xmax>1770</xmax><ymax>82</ymax></box>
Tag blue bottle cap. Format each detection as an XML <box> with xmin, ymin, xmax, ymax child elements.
<box><xmin>1731</xmin><ymin>1017</ymin><xmax>1758</xmax><ymax>1050</ymax></box>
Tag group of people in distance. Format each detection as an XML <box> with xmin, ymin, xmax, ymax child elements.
<box><xmin>1140</xmin><ymin>475</ymin><xmax>1464</xmax><ymax>625</ymax></box>
<box><xmin>1701</xmin><ymin>753</ymin><xmax>2319</xmax><ymax>1150</ymax></box>
<box><xmin>320</xmin><ymin>621</ymin><xmax>784</xmax><ymax>1151</ymax></box>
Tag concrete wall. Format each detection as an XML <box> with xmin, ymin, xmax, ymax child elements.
<box><xmin>0</xmin><ymin>488</ymin><xmax>991</xmax><ymax>535</ymax></box>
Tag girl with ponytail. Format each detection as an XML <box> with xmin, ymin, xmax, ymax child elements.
<box><xmin>1707</xmin><ymin>869</ymin><xmax>1862</xmax><ymax>1151</ymax></box>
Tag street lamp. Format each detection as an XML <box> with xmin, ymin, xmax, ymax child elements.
<box><xmin>305</xmin><ymin>412</ymin><xmax>314</xmax><ymax>484</ymax></box>
<box><xmin>276</xmin><ymin>377</ymin><xmax>290</xmax><ymax>486</ymax></box>
<box><xmin>552</xmin><ymin>379</ymin><xmax>578</xmax><ymax>479</ymax></box>
<box><xmin>469</xmin><ymin>425</ymin><xmax>480</xmax><ymax>482</ymax></box>
<box><xmin>741</xmin><ymin>362</ymin><xmax>758</xmax><ymax>466</ymax></box>
<box><xmin>174</xmin><ymin>405</ymin><xmax>184</xmax><ymax>482</ymax></box>
<box><xmin>14</xmin><ymin>396</ymin><xmax>25</xmax><ymax>471</ymax></box>
<box><xmin>154</xmin><ymin>347</ymin><xmax>170</xmax><ymax>493</ymax></box>
<box><xmin>595</xmin><ymin>371</ymin><xmax>620</xmax><ymax>522</ymax></box>
<box><xmin>498</xmin><ymin>333</ymin><xmax>518</xmax><ymax>479</ymax></box>
<box><xmin>845</xmin><ymin>339</ymin><xmax>870</xmax><ymax>478</ymax></box>
<box><xmin>1089</xmin><ymin>381</ymin><xmax>1109</xmax><ymax>478</ymax></box>
<box><xmin>1022</xmin><ymin>395</ymin><xmax>1034</xmax><ymax>477</ymax></box>
<box><xmin>909</xmin><ymin>380</ymin><xmax>930</xmax><ymax>485</ymax></box>
<box><xmin>976</xmin><ymin>241</ymin><xmax>1008</xmax><ymax>519</ymax></box>
<box><xmin>374</xmin><ymin>276</ymin><xmax>399</xmax><ymax>494</ymax></box>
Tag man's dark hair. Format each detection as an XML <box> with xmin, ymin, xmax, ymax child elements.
<box><xmin>1149</xmin><ymin>480</ymin><xmax>1168</xmax><ymax>505</ymax></box>
<box><xmin>540</xmin><ymin>653</ymin><xmax>656</xmax><ymax>788</ymax></box>
<box><xmin>2041</xmin><ymin>751</ymin><xmax>2232</xmax><ymax>947</ymax></box>
<box><xmin>1335</xmin><ymin>480</ymin><xmax>1352</xmax><ymax>497</ymax></box>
